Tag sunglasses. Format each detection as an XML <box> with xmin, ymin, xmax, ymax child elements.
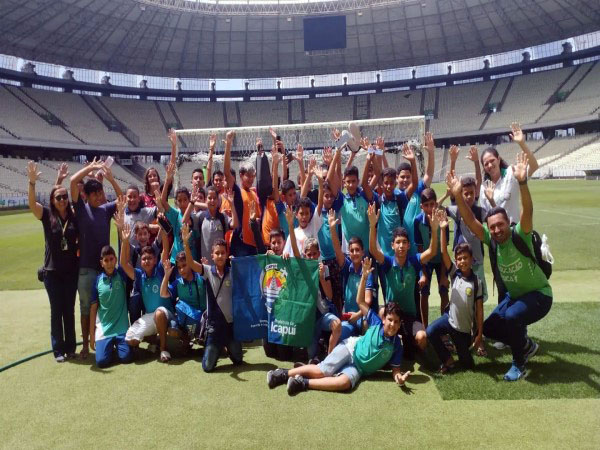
<box><xmin>54</xmin><ymin>194</ymin><xmax>69</xmax><ymax>201</ymax></box>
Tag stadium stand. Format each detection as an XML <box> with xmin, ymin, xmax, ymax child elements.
<box><xmin>369</xmin><ymin>90</ymin><xmax>421</xmax><ymax>119</ymax></box>
<box><xmin>172</xmin><ymin>102</ymin><xmax>225</xmax><ymax>130</ymax></box>
<box><xmin>304</xmin><ymin>96</ymin><xmax>353</xmax><ymax>123</ymax></box>
<box><xmin>98</xmin><ymin>97</ymin><xmax>165</xmax><ymax>148</ymax></box>
<box><xmin>238</xmin><ymin>100</ymin><xmax>288</xmax><ymax>127</ymax></box>
<box><xmin>0</xmin><ymin>86</ymin><xmax>80</xmax><ymax>143</ymax></box>
<box><xmin>534</xmin><ymin>133</ymin><xmax>600</xmax><ymax>177</ymax></box>
<box><xmin>538</xmin><ymin>62</ymin><xmax>600</xmax><ymax>123</ymax></box>
<box><xmin>537</xmin><ymin>138</ymin><xmax>600</xmax><ymax>178</ymax></box>
<box><xmin>484</xmin><ymin>67</ymin><xmax>574</xmax><ymax>130</ymax></box>
<box><xmin>431</xmin><ymin>81</ymin><xmax>494</xmax><ymax>135</ymax></box>
<box><xmin>24</xmin><ymin>88</ymin><xmax>131</xmax><ymax>147</ymax></box>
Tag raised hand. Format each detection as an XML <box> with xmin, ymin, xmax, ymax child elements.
<box><xmin>27</xmin><ymin>161</ymin><xmax>41</xmax><ymax>184</ymax></box>
<box><xmin>57</xmin><ymin>163</ymin><xmax>70</xmax><ymax>183</ymax></box>
<box><xmin>222</xmin><ymin>185</ymin><xmax>234</xmax><ymax>205</ymax></box>
<box><xmin>367</xmin><ymin>203</ymin><xmax>380</xmax><ymax>228</ymax></box>
<box><xmin>201</xmin><ymin>257</ymin><xmax>209</xmax><ymax>265</ymax></box>
<box><xmin>483</xmin><ymin>180</ymin><xmax>495</xmax><ymax>203</ymax></box>
<box><xmin>360</xmin><ymin>136</ymin><xmax>370</xmax><ymax>151</ymax></box>
<box><xmin>327</xmin><ymin>208</ymin><xmax>339</xmax><ymax>228</ymax></box>
<box><xmin>225</xmin><ymin>130</ymin><xmax>235</xmax><ymax>144</ymax></box>
<box><xmin>449</xmin><ymin>145</ymin><xmax>459</xmax><ymax>162</ymax></box>
<box><xmin>402</xmin><ymin>143</ymin><xmax>415</xmax><ymax>162</ymax></box>
<box><xmin>113</xmin><ymin>207</ymin><xmax>124</xmax><ymax>231</ymax></box>
<box><xmin>376</xmin><ymin>137</ymin><xmax>385</xmax><ymax>151</ymax></box>
<box><xmin>362</xmin><ymin>257</ymin><xmax>374</xmax><ymax>276</ymax></box>
<box><xmin>467</xmin><ymin>145</ymin><xmax>479</xmax><ymax>162</ymax></box>
<box><xmin>331</xmin><ymin>128</ymin><xmax>341</xmax><ymax>141</ymax></box>
<box><xmin>429</xmin><ymin>208</ymin><xmax>440</xmax><ymax>232</ymax></box>
<box><xmin>512</xmin><ymin>151</ymin><xmax>529</xmax><ymax>183</ymax></box>
<box><xmin>116</xmin><ymin>195</ymin><xmax>127</xmax><ymax>214</ymax></box>
<box><xmin>284</xmin><ymin>204</ymin><xmax>294</xmax><ymax>228</ymax></box>
<box><xmin>249</xmin><ymin>200</ymin><xmax>257</xmax><ymax>222</ymax></box>
<box><xmin>295</xmin><ymin>144</ymin><xmax>304</xmax><ymax>163</ymax></box>
<box><xmin>322</xmin><ymin>146</ymin><xmax>333</xmax><ymax>166</ymax></box>
<box><xmin>307</xmin><ymin>158</ymin><xmax>317</xmax><ymax>175</ymax></box>
<box><xmin>181</xmin><ymin>222</ymin><xmax>191</xmax><ymax>244</ymax></box>
<box><xmin>101</xmin><ymin>163</ymin><xmax>115</xmax><ymax>182</ymax></box>
<box><xmin>209</xmin><ymin>133</ymin><xmax>217</xmax><ymax>151</ymax></box>
<box><xmin>509</xmin><ymin>122</ymin><xmax>524</xmax><ymax>144</ymax></box>
<box><xmin>166</xmin><ymin>162</ymin><xmax>176</xmax><ymax>181</ymax></box>
<box><xmin>121</xmin><ymin>222</ymin><xmax>131</xmax><ymax>241</ymax></box>
<box><xmin>168</xmin><ymin>128</ymin><xmax>178</xmax><ymax>147</ymax></box>
<box><xmin>446</xmin><ymin>170</ymin><xmax>462</xmax><ymax>197</ymax></box>
<box><xmin>436</xmin><ymin>208</ymin><xmax>449</xmax><ymax>229</ymax></box>
<box><xmin>163</xmin><ymin>259</ymin><xmax>174</xmax><ymax>276</ymax></box>
<box><xmin>424</xmin><ymin>132</ymin><xmax>435</xmax><ymax>153</ymax></box>
<box><xmin>269</xmin><ymin>127</ymin><xmax>278</xmax><ymax>142</ymax></box>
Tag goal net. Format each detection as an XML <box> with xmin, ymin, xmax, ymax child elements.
<box><xmin>174</xmin><ymin>116</ymin><xmax>425</xmax><ymax>188</ymax></box>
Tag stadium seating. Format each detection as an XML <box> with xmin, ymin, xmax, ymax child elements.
<box><xmin>172</xmin><ymin>102</ymin><xmax>225</xmax><ymax>130</ymax></box>
<box><xmin>534</xmin><ymin>133</ymin><xmax>600</xmax><ymax>177</ymax></box>
<box><xmin>370</xmin><ymin>90</ymin><xmax>421</xmax><ymax>119</ymax></box>
<box><xmin>0</xmin><ymin>86</ymin><xmax>80</xmax><ymax>143</ymax></box>
<box><xmin>304</xmin><ymin>96</ymin><xmax>353</xmax><ymax>123</ymax></box>
<box><xmin>538</xmin><ymin>62</ymin><xmax>600</xmax><ymax>124</ymax></box>
<box><xmin>431</xmin><ymin>81</ymin><xmax>494</xmax><ymax>134</ymax></box>
<box><xmin>484</xmin><ymin>67</ymin><xmax>574</xmax><ymax>130</ymax></box>
<box><xmin>238</xmin><ymin>100</ymin><xmax>288</xmax><ymax>127</ymax></box>
<box><xmin>22</xmin><ymin>88</ymin><xmax>131</xmax><ymax>147</ymax></box>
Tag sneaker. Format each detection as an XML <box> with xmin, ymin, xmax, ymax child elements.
<box><xmin>147</xmin><ymin>344</ymin><xmax>158</xmax><ymax>353</ymax></box>
<box><xmin>266</xmin><ymin>369</ymin><xmax>289</xmax><ymax>389</ymax></box>
<box><xmin>55</xmin><ymin>355</ymin><xmax>66</xmax><ymax>363</ymax></box>
<box><xmin>492</xmin><ymin>341</ymin><xmax>507</xmax><ymax>350</ymax></box>
<box><xmin>293</xmin><ymin>361</ymin><xmax>305</xmax><ymax>368</ymax></box>
<box><xmin>66</xmin><ymin>352</ymin><xmax>77</xmax><ymax>360</ymax></box>
<box><xmin>287</xmin><ymin>375</ymin><xmax>308</xmax><ymax>396</ymax></box>
<box><xmin>503</xmin><ymin>363</ymin><xmax>529</xmax><ymax>381</ymax></box>
<box><xmin>523</xmin><ymin>338</ymin><xmax>539</xmax><ymax>364</ymax></box>
<box><xmin>308</xmin><ymin>357</ymin><xmax>320</xmax><ymax>366</ymax></box>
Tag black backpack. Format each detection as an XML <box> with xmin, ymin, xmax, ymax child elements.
<box><xmin>489</xmin><ymin>226</ymin><xmax>552</xmax><ymax>297</ymax></box>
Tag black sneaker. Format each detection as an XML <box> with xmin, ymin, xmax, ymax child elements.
<box><xmin>266</xmin><ymin>368</ymin><xmax>288</xmax><ymax>389</ymax></box>
<box><xmin>287</xmin><ymin>375</ymin><xmax>308</xmax><ymax>396</ymax></box>
<box><xmin>523</xmin><ymin>338</ymin><xmax>539</xmax><ymax>364</ymax></box>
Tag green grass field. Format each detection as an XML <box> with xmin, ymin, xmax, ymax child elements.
<box><xmin>1</xmin><ymin>180</ymin><xmax>599</xmax><ymax>449</ymax></box>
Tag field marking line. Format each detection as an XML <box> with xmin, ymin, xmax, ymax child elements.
<box><xmin>538</xmin><ymin>209</ymin><xmax>600</xmax><ymax>221</ymax></box>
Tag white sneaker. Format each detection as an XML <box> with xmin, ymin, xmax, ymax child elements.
<box><xmin>492</xmin><ymin>341</ymin><xmax>507</xmax><ymax>350</ymax></box>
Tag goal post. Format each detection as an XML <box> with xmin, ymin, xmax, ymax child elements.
<box><xmin>173</xmin><ymin>116</ymin><xmax>426</xmax><ymax>187</ymax></box>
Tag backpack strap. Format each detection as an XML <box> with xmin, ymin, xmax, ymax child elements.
<box><xmin>510</xmin><ymin>227</ymin><xmax>536</xmax><ymax>265</ymax></box>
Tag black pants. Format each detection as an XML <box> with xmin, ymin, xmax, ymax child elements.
<box><xmin>43</xmin><ymin>270</ymin><xmax>78</xmax><ymax>357</ymax></box>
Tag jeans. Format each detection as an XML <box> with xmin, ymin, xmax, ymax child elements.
<box><xmin>95</xmin><ymin>334</ymin><xmax>133</xmax><ymax>368</ymax></box>
<box><xmin>308</xmin><ymin>312</ymin><xmax>338</xmax><ymax>359</ymax></box>
<box><xmin>426</xmin><ymin>312</ymin><xmax>474</xmax><ymax>369</ymax></box>
<box><xmin>483</xmin><ymin>291</ymin><xmax>553</xmax><ymax>366</ymax></box>
<box><xmin>202</xmin><ymin>322</ymin><xmax>243</xmax><ymax>372</ymax></box>
<box><xmin>43</xmin><ymin>270</ymin><xmax>78</xmax><ymax>357</ymax></box>
<box><xmin>340</xmin><ymin>317</ymin><xmax>364</xmax><ymax>341</ymax></box>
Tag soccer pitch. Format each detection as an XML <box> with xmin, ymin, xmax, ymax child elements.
<box><xmin>1</xmin><ymin>180</ymin><xmax>599</xmax><ymax>449</ymax></box>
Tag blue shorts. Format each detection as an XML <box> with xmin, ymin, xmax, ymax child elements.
<box><xmin>318</xmin><ymin>340</ymin><xmax>361</xmax><ymax>388</ymax></box>
<box><xmin>78</xmin><ymin>268</ymin><xmax>100</xmax><ymax>316</ymax></box>
<box><xmin>340</xmin><ymin>317</ymin><xmax>364</xmax><ymax>340</ymax></box>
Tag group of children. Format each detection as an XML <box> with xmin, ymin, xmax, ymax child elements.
<box><xmin>64</xmin><ymin>123</ymin><xmax>551</xmax><ymax>391</ymax></box>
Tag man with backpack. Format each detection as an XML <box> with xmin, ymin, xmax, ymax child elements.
<box><xmin>446</xmin><ymin>152</ymin><xmax>552</xmax><ymax>381</ymax></box>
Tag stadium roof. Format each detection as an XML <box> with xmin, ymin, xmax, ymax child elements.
<box><xmin>1</xmin><ymin>0</ymin><xmax>599</xmax><ymax>79</ymax></box>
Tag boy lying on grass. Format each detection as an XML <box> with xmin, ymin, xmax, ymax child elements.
<box><xmin>266</xmin><ymin>258</ymin><xmax>410</xmax><ymax>395</ymax></box>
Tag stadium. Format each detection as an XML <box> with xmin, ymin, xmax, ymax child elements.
<box><xmin>0</xmin><ymin>0</ymin><xmax>599</xmax><ymax>448</ymax></box>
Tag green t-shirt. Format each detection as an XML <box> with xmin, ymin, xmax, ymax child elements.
<box><xmin>380</xmin><ymin>254</ymin><xmax>422</xmax><ymax>316</ymax></box>
<box><xmin>353</xmin><ymin>310</ymin><xmax>403</xmax><ymax>375</ymax></box>
<box><xmin>91</xmin><ymin>267</ymin><xmax>130</xmax><ymax>339</ymax></box>
<box><xmin>483</xmin><ymin>222</ymin><xmax>552</xmax><ymax>299</ymax></box>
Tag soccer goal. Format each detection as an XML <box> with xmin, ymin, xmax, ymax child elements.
<box><xmin>174</xmin><ymin>116</ymin><xmax>425</xmax><ymax>187</ymax></box>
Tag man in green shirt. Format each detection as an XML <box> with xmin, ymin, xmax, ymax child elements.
<box><xmin>266</xmin><ymin>258</ymin><xmax>410</xmax><ymax>395</ymax></box>
<box><xmin>447</xmin><ymin>152</ymin><xmax>552</xmax><ymax>381</ymax></box>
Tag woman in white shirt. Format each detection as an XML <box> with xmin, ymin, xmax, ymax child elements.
<box><xmin>479</xmin><ymin>123</ymin><xmax>539</xmax><ymax>224</ymax></box>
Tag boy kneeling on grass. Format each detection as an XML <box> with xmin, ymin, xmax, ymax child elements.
<box><xmin>90</xmin><ymin>245</ymin><xmax>133</xmax><ymax>368</ymax></box>
<box><xmin>267</xmin><ymin>258</ymin><xmax>410</xmax><ymax>395</ymax></box>
<box><xmin>426</xmin><ymin>209</ymin><xmax>483</xmax><ymax>373</ymax></box>
<box><xmin>118</xmin><ymin>215</ymin><xmax>176</xmax><ymax>363</ymax></box>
